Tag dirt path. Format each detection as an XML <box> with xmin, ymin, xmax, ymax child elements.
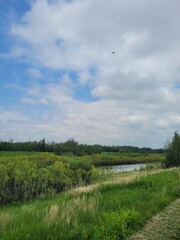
<box><xmin>129</xmin><ymin>198</ymin><xmax>180</xmax><ymax>240</ymax></box>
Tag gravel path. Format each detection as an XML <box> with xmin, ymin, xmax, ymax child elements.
<box><xmin>129</xmin><ymin>198</ymin><xmax>180</xmax><ymax>240</ymax></box>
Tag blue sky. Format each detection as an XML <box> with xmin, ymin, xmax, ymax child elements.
<box><xmin>1</xmin><ymin>0</ymin><xmax>180</xmax><ymax>147</ymax></box>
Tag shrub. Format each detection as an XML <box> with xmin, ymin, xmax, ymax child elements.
<box><xmin>67</xmin><ymin>159</ymin><xmax>93</xmax><ymax>186</ymax></box>
<box><xmin>94</xmin><ymin>209</ymin><xmax>141</xmax><ymax>240</ymax></box>
<box><xmin>0</xmin><ymin>155</ymin><xmax>94</xmax><ymax>203</ymax></box>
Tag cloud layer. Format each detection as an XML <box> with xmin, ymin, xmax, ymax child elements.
<box><xmin>1</xmin><ymin>0</ymin><xmax>180</xmax><ymax>147</ymax></box>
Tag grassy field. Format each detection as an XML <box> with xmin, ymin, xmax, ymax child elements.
<box><xmin>0</xmin><ymin>168</ymin><xmax>179</xmax><ymax>240</ymax></box>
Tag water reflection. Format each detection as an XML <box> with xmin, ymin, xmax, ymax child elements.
<box><xmin>108</xmin><ymin>163</ymin><xmax>147</xmax><ymax>173</ymax></box>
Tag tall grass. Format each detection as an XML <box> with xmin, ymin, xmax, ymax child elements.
<box><xmin>0</xmin><ymin>168</ymin><xmax>179</xmax><ymax>240</ymax></box>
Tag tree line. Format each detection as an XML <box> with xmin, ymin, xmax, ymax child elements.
<box><xmin>0</xmin><ymin>138</ymin><xmax>164</xmax><ymax>155</ymax></box>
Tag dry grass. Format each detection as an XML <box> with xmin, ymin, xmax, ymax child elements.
<box><xmin>0</xmin><ymin>212</ymin><xmax>11</xmax><ymax>230</ymax></box>
<box><xmin>45</xmin><ymin>204</ymin><xmax>59</xmax><ymax>224</ymax></box>
<box><xmin>45</xmin><ymin>194</ymin><xmax>99</xmax><ymax>228</ymax></box>
<box><xmin>70</xmin><ymin>168</ymin><xmax>172</xmax><ymax>195</ymax></box>
<box><xmin>69</xmin><ymin>184</ymin><xmax>99</xmax><ymax>195</ymax></box>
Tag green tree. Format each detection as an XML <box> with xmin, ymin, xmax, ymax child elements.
<box><xmin>165</xmin><ymin>131</ymin><xmax>180</xmax><ymax>167</ymax></box>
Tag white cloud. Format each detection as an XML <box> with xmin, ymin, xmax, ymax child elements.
<box><xmin>2</xmin><ymin>0</ymin><xmax>180</xmax><ymax>147</ymax></box>
<box><xmin>0</xmin><ymin>106</ymin><xmax>30</xmax><ymax>122</ymax></box>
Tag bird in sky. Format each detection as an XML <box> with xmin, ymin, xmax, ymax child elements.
<box><xmin>112</xmin><ymin>51</ymin><xmax>115</xmax><ymax>54</ymax></box>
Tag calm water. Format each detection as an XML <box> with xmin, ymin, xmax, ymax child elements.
<box><xmin>108</xmin><ymin>163</ymin><xmax>147</xmax><ymax>173</ymax></box>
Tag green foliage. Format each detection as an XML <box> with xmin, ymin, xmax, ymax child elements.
<box><xmin>0</xmin><ymin>153</ymin><xmax>94</xmax><ymax>204</ymax></box>
<box><xmin>0</xmin><ymin>151</ymin><xmax>165</xmax><ymax>204</ymax></box>
<box><xmin>68</xmin><ymin>159</ymin><xmax>93</xmax><ymax>186</ymax></box>
<box><xmin>85</xmin><ymin>153</ymin><xmax>164</xmax><ymax>166</ymax></box>
<box><xmin>0</xmin><ymin>138</ymin><xmax>164</xmax><ymax>155</ymax></box>
<box><xmin>165</xmin><ymin>131</ymin><xmax>180</xmax><ymax>167</ymax></box>
<box><xmin>0</xmin><ymin>169</ymin><xmax>180</xmax><ymax>240</ymax></box>
<box><xmin>94</xmin><ymin>209</ymin><xmax>141</xmax><ymax>240</ymax></box>
<box><xmin>0</xmin><ymin>139</ymin><xmax>102</xmax><ymax>155</ymax></box>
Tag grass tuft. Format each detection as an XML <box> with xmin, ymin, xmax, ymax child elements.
<box><xmin>0</xmin><ymin>212</ymin><xmax>11</xmax><ymax>230</ymax></box>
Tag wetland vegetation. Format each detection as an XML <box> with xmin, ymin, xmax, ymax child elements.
<box><xmin>0</xmin><ymin>167</ymin><xmax>180</xmax><ymax>240</ymax></box>
<box><xmin>0</xmin><ymin>132</ymin><xmax>180</xmax><ymax>239</ymax></box>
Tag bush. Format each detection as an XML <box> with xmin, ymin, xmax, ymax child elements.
<box><xmin>94</xmin><ymin>209</ymin><xmax>141</xmax><ymax>240</ymax></box>
<box><xmin>0</xmin><ymin>154</ymin><xmax>94</xmax><ymax>203</ymax></box>
<box><xmin>67</xmin><ymin>159</ymin><xmax>93</xmax><ymax>186</ymax></box>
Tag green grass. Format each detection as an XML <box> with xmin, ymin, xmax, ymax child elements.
<box><xmin>0</xmin><ymin>168</ymin><xmax>179</xmax><ymax>240</ymax></box>
<box><xmin>0</xmin><ymin>151</ymin><xmax>41</xmax><ymax>158</ymax></box>
<box><xmin>130</xmin><ymin>198</ymin><xmax>180</xmax><ymax>240</ymax></box>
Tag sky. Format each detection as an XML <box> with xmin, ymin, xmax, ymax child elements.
<box><xmin>0</xmin><ymin>0</ymin><xmax>180</xmax><ymax>148</ymax></box>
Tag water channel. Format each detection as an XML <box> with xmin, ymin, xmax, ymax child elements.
<box><xmin>108</xmin><ymin>163</ymin><xmax>147</xmax><ymax>173</ymax></box>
